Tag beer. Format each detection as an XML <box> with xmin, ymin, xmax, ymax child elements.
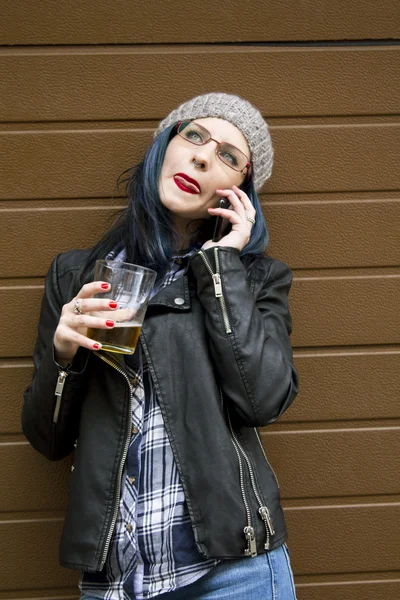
<box><xmin>87</xmin><ymin>322</ymin><xmax>141</xmax><ymax>355</ymax></box>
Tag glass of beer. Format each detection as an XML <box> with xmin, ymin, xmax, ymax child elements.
<box><xmin>87</xmin><ymin>260</ymin><xmax>157</xmax><ymax>354</ymax></box>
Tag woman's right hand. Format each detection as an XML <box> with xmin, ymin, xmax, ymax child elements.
<box><xmin>54</xmin><ymin>281</ymin><xmax>118</xmax><ymax>365</ymax></box>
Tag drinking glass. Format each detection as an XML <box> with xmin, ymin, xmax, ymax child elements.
<box><xmin>87</xmin><ymin>260</ymin><xmax>156</xmax><ymax>354</ymax></box>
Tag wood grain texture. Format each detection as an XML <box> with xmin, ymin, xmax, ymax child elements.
<box><xmin>286</xmin><ymin>351</ymin><xmax>400</xmax><ymax>422</ymax></box>
<box><xmin>1</xmin><ymin>272</ymin><xmax>399</xmax><ymax>356</ymax></box>
<box><xmin>4</xmin><ymin>350</ymin><xmax>400</xmax><ymax>436</ymax></box>
<box><xmin>0</xmin><ymin>361</ymin><xmax>33</xmax><ymax>433</ymax></box>
<box><xmin>284</xmin><ymin>502</ymin><xmax>400</xmax><ymax>574</ymax></box>
<box><xmin>1</xmin><ymin>46</ymin><xmax>399</xmax><ymax>121</ymax></box>
<box><xmin>1</xmin><ymin>504</ymin><xmax>399</xmax><ymax>588</ymax></box>
<box><xmin>0</xmin><ymin>443</ymin><xmax>71</xmax><ymax>512</ymax></box>
<box><xmin>260</xmin><ymin>427</ymin><xmax>400</xmax><ymax>498</ymax></box>
<box><xmin>4</xmin><ymin>426</ymin><xmax>398</xmax><ymax>510</ymax></box>
<box><xmin>265</xmin><ymin>197</ymin><xmax>400</xmax><ymax>269</ymax></box>
<box><xmin>1</xmin><ymin>0</ymin><xmax>399</xmax><ymax>44</ymax></box>
<box><xmin>0</xmin><ymin>275</ymin><xmax>400</xmax><ymax>357</ymax></box>
<box><xmin>2</xmin><ymin>124</ymin><xmax>400</xmax><ymax>199</ymax></box>
<box><xmin>1</xmin><ymin>2</ymin><xmax>400</xmax><ymax>596</ymax></box>
<box><xmin>0</xmin><ymin>520</ymin><xmax>78</xmax><ymax>590</ymax></box>
<box><xmin>1</xmin><ymin>196</ymin><xmax>399</xmax><ymax>277</ymax></box>
<box><xmin>290</xmin><ymin>272</ymin><xmax>400</xmax><ymax>347</ymax></box>
<box><xmin>296</xmin><ymin>580</ymin><xmax>400</xmax><ymax>600</ymax></box>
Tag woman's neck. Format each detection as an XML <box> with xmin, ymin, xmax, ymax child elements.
<box><xmin>172</xmin><ymin>215</ymin><xmax>203</xmax><ymax>251</ymax></box>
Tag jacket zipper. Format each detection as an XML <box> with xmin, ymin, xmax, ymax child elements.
<box><xmin>219</xmin><ymin>390</ymin><xmax>256</xmax><ymax>556</ymax></box>
<box><xmin>53</xmin><ymin>370</ymin><xmax>68</xmax><ymax>423</ymax></box>
<box><xmin>198</xmin><ymin>248</ymin><xmax>232</xmax><ymax>334</ymax></box>
<box><xmin>95</xmin><ymin>352</ymin><xmax>134</xmax><ymax>570</ymax></box>
<box><xmin>254</xmin><ymin>427</ymin><xmax>281</xmax><ymax>491</ymax></box>
<box><xmin>222</xmin><ymin>389</ymin><xmax>275</xmax><ymax>551</ymax></box>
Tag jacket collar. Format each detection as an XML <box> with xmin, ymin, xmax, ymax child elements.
<box><xmin>148</xmin><ymin>274</ymin><xmax>191</xmax><ymax>310</ymax></box>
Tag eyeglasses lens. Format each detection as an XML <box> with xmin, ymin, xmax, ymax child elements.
<box><xmin>177</xmin><ymin>121</ymin><xmax>248</xmax><ymax>172</ymax></box>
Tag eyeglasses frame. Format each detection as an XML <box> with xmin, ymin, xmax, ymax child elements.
<box><xmin>174</xmin><ymin>120</ymin><xmax>252</xmax><ymax>178</ymax></box>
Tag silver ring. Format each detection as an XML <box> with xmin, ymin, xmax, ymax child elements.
<box><xmin>73</xmin><ymin>299</ymin><xmax>84</xmax><ymax>315</ymax></box>
<box><xmin>246</xmin><ymin>215</ymin><xmax>256</xmax><ymax>225</ymax></box>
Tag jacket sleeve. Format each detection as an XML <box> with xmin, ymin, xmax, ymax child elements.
<box><xmin>189</xmin><ymin>246</ymin><xmax>299</xmax><ymax>427</ymax></box>
<box><xmin>22</xmin><ymin>254</ymin><xmax>89</xmax><ymax>461</ymax></box>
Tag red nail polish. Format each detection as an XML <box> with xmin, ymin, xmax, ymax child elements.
<box><xmin>106</xmin><ymin>320</ymin><xmax>114</xmax><ymax>327</ymax></box>
<box><xmin>93</xmin><ymin>343</ymin><xmax>100</xmax><ymax>350</ymax></box>
<box><xmin>101</xmin><ymin>283</ymin><xmax>109</xmax><ymax>289</ymax></box>
<box><xmin>109</xmin><ymin>301</ymin><xmax>118</xmax><ymax>309</ymax></box>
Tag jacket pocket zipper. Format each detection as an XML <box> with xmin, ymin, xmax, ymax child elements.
<box><xmin>95</xmin><ymin>352</ymin><xmax>134</xmax><ymax>570</ymax></box>
<box><xmin>53</xmin><ymin>370</ymin><xmax>68</xmax><ymax>423</ymax></box>
<box><xmin>225</xmin><ymin>405</ymin><xmax>258</xmax><ymax>556</ymax></box>
<box><xmin>221</xmin><ymin>390</ymin><xmax>275</xmax><ymax>551</ymax></box>
<box><xmin>198</xmin><ymin>248</ymin><xmax>232</xmax><ymax>334</ymax></box>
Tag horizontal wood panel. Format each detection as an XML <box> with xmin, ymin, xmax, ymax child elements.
<box><xmin>0</xmin><ymin>592</ymin><xmax>77</xmax><ymax>600</ymax></box>
<box><xmin>1</xmin><ymin>273</ymin><xmax>399</xmax><ymax>356</ymax></box>
<box><xmin>260</xmin><ymin>428</ymin><xmax>400</xmax><ymax>498</ymax></box>
<box><xmin>285</xmin><ymin>503</ymin><xmax>400</xmax><ymax>574</ymax></box>
<box><xmin>5</xmin><ymin>427</ymin><xmax>398</xmax><ymax>510</ymax></box>
<box><xmin>0</xmin><ymin>443</ymin><xmax>71</xmax><ymax>512</ymax></box>
<box><xmin>2</xmin><ymin>0</ymin><xmax>399</xmax><ymax>44</ymax></box>
<box><xmin>0</xmin><ymin>362</ymin><xmax>33</xmax><ymax>433</ymax></box>
<box><xmin>0</xmin><ymin>520</ymin><xmax>78</xmax><ymax>590</ymax></box>
<box><xmin>1</xmin><ymin>197</ymin><xmax>399</xmax><ymax>277</ymax></box>
<box><xmin>1</xmin><ymin>129</ymin><xmax>147</xmax><ymax>201</ymax></box>
<box><xmin>1</xmin><ymin>47</ymin><xmax>399</xmax><ymax>121</ymax></box>
<box><xmin>0</xmin><ymin>284</ymin><xmax>43</xmax><ymax>358</ymax></box>
<box><xmin>290</xmin><ymin>274</ymin><xmax>400</xmax><ymax>347</ymax></box>
<box><xmin>0</xmin><ymin>203</ymin><xmax>123</xmax><ymax>278</ymax></box>
<box><xmin>2</xmin><ymin>124</ymin><xmax>400</xmax><ymax>199</ymax></box>
<box><xmin>296</xmin><ymin>580</ymin><xmax>400</xmax><ymax>600</ymax></box>
<box><xmin>285</xmin><ymin>351</ymin><xmax>400</xmax><ymax>422</ymax></box>
<box><xmin>1</xmin><ymin>504</ymin><xmax>399</xmax><ymax>588</ymax></box>
<box><xmin>266</xmin><ymin>198</ymin><xmax>400</xmax><ymax>269</ymax></box>
<box><xmin>0</xmin><ymin>594</ymin><xmax>77</xmax><ymax>600</ymax></box>
<box><xmin>3</xmin><ymin>350</ymin><xmax>399</xmax><ymax>435</ymax></box>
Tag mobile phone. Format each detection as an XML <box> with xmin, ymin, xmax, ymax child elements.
<box><xmin>212</xmin><ymin>198</ymin><xmax>231</xmax><ymax>242</ymax></box>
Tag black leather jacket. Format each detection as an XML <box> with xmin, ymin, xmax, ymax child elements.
<box><xmin>22</xmin><ymin>246</ymin><xmax>298</xmax><ymax>572</ymax></box>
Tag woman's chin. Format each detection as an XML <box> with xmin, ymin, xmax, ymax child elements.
<box><xmin>160</xmin><ymin>197</ymin><xmax>208</xmax><ymax>222</ymax></box>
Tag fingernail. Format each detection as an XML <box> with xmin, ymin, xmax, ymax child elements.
<box><xmin>93</xmin><ymin>343</ymin><xmax>101</xmax><ymax>350</ymax></box>
<box><xmin>109</xmin><ymin>301</ymin><xmax>118</xmax><ymax>309</ymax></box>
<box><xmin>101</xmin><ymin>283</ymin><xmax>110</xmax><ymax>289</ymax></box>
<box><xmin>106</xmin><ymin>320</ymin><xmax>115</xmax><ymax>327</ymax></box>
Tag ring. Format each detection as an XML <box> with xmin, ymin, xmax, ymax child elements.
<box><xmin>246</xmin><ymin>216</ymin><xmax>256</xmax><ymax>225</ymax></box>
<box><xmin>73</xmin><ymin>299</ymin><xmax>84</xmax><ymax>315</ymax></box>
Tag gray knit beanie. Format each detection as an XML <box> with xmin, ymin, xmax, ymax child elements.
<box><xmin>154</xmin><ymin>92</ymin><xmax>273</xmax><ymax>191</ymax></box>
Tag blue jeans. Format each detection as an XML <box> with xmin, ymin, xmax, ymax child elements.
<box><xmin>81</xmin><ymin>543</ymin><xmax>297</xmax><ymax>599</ymax></box>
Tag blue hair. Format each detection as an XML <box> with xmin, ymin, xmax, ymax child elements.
<box><xmin>240</xmin><ymin>178</ymin><xmax>269</xmax><ymax>256</ymax></box>
<box><xmin>81</xmin><ymin>124</ymin><xmax>269</xmax><ymax>282</ymax></box>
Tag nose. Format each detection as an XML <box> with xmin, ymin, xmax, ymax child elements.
<box><xmin>192</xmin><ymin>141</ymin><xmax>217</xmax><ymax>170</ymax></box>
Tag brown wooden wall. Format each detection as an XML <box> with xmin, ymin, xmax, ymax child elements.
<box><xmin>1</xmin><ymin>1</ymin><xmax>400</xmax><ymax>598</ymax></box>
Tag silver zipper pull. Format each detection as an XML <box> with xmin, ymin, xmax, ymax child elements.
<box><xmin>212</xmin><ymin>273</ymin><xmax>223</xmax><ymax>297</ymax></box>
<box><xmin>53</xmin><ymin>370</ymin><xmax>68</xmax><ymax>423</ymax></box>
<box><xmin>259</xmin><ymin>506</ymin><xmax>275</xmax><ymax>535</ymax></box>
<box><xmin>244</xmin><ymin>526</ymin><xmax>257</xmax><ymax>557</ymax></box>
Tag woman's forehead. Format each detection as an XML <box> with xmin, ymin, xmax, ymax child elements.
<box><xmin>193</xmin><ymin>117</ymin><xmax>250</xmax><ymax>156</ymax></box>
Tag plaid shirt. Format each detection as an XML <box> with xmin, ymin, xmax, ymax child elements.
<box><xmin>80</xmin><ymin>252</ymin><xmax>219</xmax><ymax>599</ymax></box>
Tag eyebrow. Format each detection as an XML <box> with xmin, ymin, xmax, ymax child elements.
<box><xmin>193</xmin><ymin>121</ymin><xmax>250</xmax><ymax>156</ymax></box>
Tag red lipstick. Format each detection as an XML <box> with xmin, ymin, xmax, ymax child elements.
<box><xmin>174</xmin><ymin>173</ymin><xmax>201</xmax><ymax>194</ymax></box>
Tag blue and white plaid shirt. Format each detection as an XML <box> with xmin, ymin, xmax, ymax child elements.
<box><xmin>80</xmin><ymin>252</ymin><xmax>219</xmax><ymax>599</ymax></box>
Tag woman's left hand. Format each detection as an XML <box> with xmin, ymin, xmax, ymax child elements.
<box><xmin>202</xmin><ymin>185</ymin><xmax>256</xmax><ymax>252</ymax></box>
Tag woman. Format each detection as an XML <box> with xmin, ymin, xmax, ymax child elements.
<box><xmin>23</xmin><ymin>93</ymin><xmax>299</xmax><ymax>599</ymax></box>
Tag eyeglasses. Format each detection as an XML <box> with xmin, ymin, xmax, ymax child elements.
<box><xmin>175</xmin><ymin>120</ymin><xmax>251</xmax><ymax>176</ymax></box>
